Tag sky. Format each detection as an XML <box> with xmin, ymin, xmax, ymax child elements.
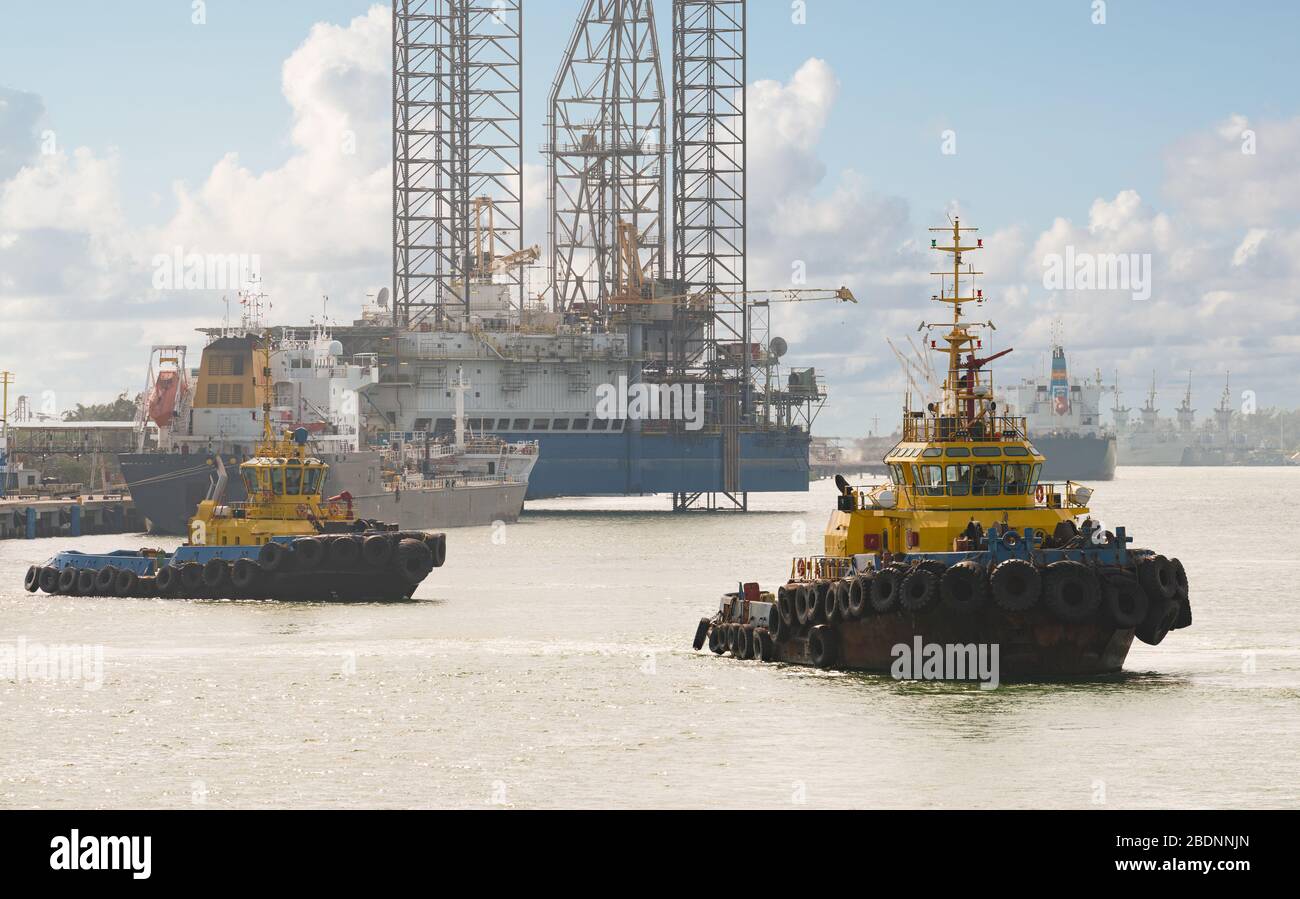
<box><xmin>1</xmin><ymin>0</ymin><xmax>1298</xmax><ymax>437</ymax></box>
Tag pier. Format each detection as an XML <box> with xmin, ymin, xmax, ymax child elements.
<box><xmin>0</xmin><ymin>494</ymin><xmax>143</xmax><ymax>540</ymax></box>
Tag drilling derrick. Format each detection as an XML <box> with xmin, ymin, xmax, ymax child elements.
<box><xmin>670</xmin><ymin>0</ymin><xmax>748</xmax><ymax>509</ymax></box>
<box><xmin>394</xmin><ymin>0</ymin><xmax>523</xmax><ymax>327</ymax></box>
<box><xmin>549</xmin><ymin>0</ymin><xmax>667</xmax><ymax>319</ymax></box>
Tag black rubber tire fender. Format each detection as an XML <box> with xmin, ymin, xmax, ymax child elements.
<box><xmin>330</xmin><ymin>535</ymin><xmax>363</xmax><ymax>569</ymax></box>
<box><xmin>724</xmin><ymin>623</ymin><xmax>738</xmax><ymax>654</ymax></box>
<box><xmin>776</xmin><ymin>585</ymin><xmax>795</xmax><ymax>627</ymax></box>
<box><xmin>939</xmin><ymin>561</ymin><xmax>988</xmax><ymax>615</ymax></box>
<box><xmin>737</xmin><ymin>626</ymin><xmax>754</xmax><ymax>660</ymax></box>
<box><xmin>1135</xmin><ymin>586</ymin><xmax>1179</xmax><ymax>646</ymax></box>
<box><xmin>692</xmin><ymin>617</ymin><xmax>711</xmax><ymax>651</ymax></box>
<box><xmin>824</xmin><ymin>581</ymin><xmax>843</xmax><ymax>623</ymax></box>
<box><xmin>95</xmin><ymin>566</ymin><xmax>119</xmax><ymax>595</ymax></box>
<box><xmin>870</xmin><ymin>567</ymin><xmax>900</xmax><ymax>613</ymax></box>
<box><xmin>202</xmin><ymin>557</ymin><xmax>231</xmax><ymax>589</ymax></box>
<box><xmin>39</xmin><ymin>566</ymin><xmax>60</xmax><ymax>594</ymax></box>
<box><xmin>808</xmin><ymin>625</ymin><xmax>839</xmax><ymax>669</ymax></box>
<box><xmin>24</xmin><ymin>565</ymin><xmax>41</xmax><ymax>592</ymax></box>
<box><xmin>362</xmin><ymin>534</ymin><xmax>394</xmax><ymax>568</ymax></box>
<box><xmin>424</xmin><ymin>533</ymin><xmax>448</xmax><ymax>568</ymax></box>
<box><xmin>917</xmin><ymin>559</ymin><xmax>947</xmax><ymax>578</ymax></box>
<box><xmin>769</xmin><ymin>604</ymin><xmax>786</xmax><ymax>641</ymax></box>
<box><xmin>811</xmin><ymin>580</ymin><xmax>831</xmax><ymax>624</ymax></box>
<box><xmin>1042</xmin><ymin>560</ymin><xmax>1101</xmax><ymax>624</ymax></box>
<box><xmin>258</xmin><ymin>541</ymin><xmax>289</xmax><ymax>573</ymax></box>
<box><xmin>1138</xmin><ymin>554</ymin><xmax>1177</xmax><ymax>602</ymax></box>
<box><xmin>155</xmin><ymin>565</ymin><xmax>179</xmax><ymax>596</ymax></box>
<box><xmin>990</xmin><ymin>559</ymin><xmax>1041</xmax><ymax>612</ymax></box>
<box><xmin>753</xmin><ymin>628</ymin><xmax>773</xmax><ymax>662</ymax></box>
<box><xmin>835</xmin><ymin>580</ymin><xmax>853</xmax><ymax>620</ymax></box>
<box><xmin>113</xmin><ymin>568</ymin><xmax>138</xmax><ymax>598</ymax></box>
<box><xmin>794</xmin><ymin>584</ymin><xmax>813</xmax><ymax>626</ymax></box>
<box><xmin>292</xmin><ymin>537</ymin><xmax>327</xmax><ymax>571</ymax></box>
<box><xmin>57</xmin><ymin>567</ymin><xmax>78</xmax><ymax>594</ymax></box>
<box><xmin>232</xmin><ymin>558</ymin><xmax>263</xmax><ymax>593</ymax></box>
<box><xmin>848</xmin><ymin>574</ymin><xmax>871</xmax><ymax>618</ymax></box>
<box><xmin>179</xmin><ymin>562</ymin><xmax>204</xmax><ymax>594</ymax></box>
<box><xmin>1100</xmin><ymin>572</ymin><xmax>1147</xmax><ymax>630</ymax></box>
<box><xmin>76</xmin><ymin>568</ymin><xmax>97</xmax><ymax>596</ymax></box>
<box><xmin>1170</xmin><ymin>558</ymin><xmax>1192</xmax><ymax>629</ymax></box>
<box><xmin>708</xmin><ymin>625</ymin><xmax>725</xmax><ymax>655</ymax></box>
<box><xmin>395</xmin><ymin>537</ymin><xmax>434</xmax><ymax>584</ymax></box>
<box><xmin>899</xmin><ymin>569</ymin><xmax>940</xmax><ymax>613</ymax></box>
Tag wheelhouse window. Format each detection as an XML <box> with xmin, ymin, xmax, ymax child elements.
<box><xmin>241</xmin><ymin>470</ymin><xmax>257</xmax><ymax>494</ymax></box>
<box><xmin>284</xmin><ymin>465</ymin><xmax>303</xmax><ymax>496</ymax></box>
<box><xmin>512</xmin><ymin>419</ymin><xmax>529</xmax><ymax>430</ymax></box>
<box><xmin>592</xmin><ymin>419</ymin><xmax>610</xmax><ymax>431</ymax></box>
<box><xmin>889</xmin><ymin>463</ymin><xmax>906</xmax><ymax>485</ymax></box>
<box><xmin>972</xmin><ymin>463</ymin><xmax>1002</xmax><ymax>496</ymax></box>
<box><xmin>1004</xmin><ymin>463</ymin><xmax>1031</xmax><ymax>495</ymax></box>
<box><xmin>269</xmin><ymin>466</ymin><xmax>285</xmax><ymax>495</ymax></box>
<box><xmin>972</xmin><ymin>446</ymin><xmax>1001</xmax><ymax>457</ymax></box>
<box><xmin>945</xmin><ymin>463</ymin><xmax>972</xmax><ymax>496</ymax></box>
<box><xmin>572</xmin><ymin>419</ymin><xmax>590</xmax><ymax>431</ymax></box>
<box><xmin>304</xmin><ymin>467</ymin><xmax>323</xmax><ymax>496</ymax></box>
<box><xmin>552</xmin><ymin>419</ymin><xmax>570</xmax><ymax>431</ymax></box>
<box><xmin>917</xmin><ymin>464</ymin><xmax>944</xmax><ymax>496</ymax></box>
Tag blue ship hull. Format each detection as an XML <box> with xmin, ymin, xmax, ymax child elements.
<box><xmin>520</xmin><ymin>428</ymin><xmax>811</xmax><ymax>498</ymax></box>
<box><xmin>119</xmin><ymin>428</ymin><xmax>811</xmax><ymax>533</ymax></box>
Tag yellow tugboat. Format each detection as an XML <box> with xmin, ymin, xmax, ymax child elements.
<box><xmin>691</xmin><ymin>220</ymin><xmax>1191</xmax><ymax>677</ymax></box>
<box><xmin>24</xmin><ymin>384</ymin><xmax>445</xmax><ymax>602</ymax></box>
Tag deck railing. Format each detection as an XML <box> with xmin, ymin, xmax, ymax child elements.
<box><xmin>901</xmin><ymin>415</ymin><xmax>1028</xmax><ymax>443</ymax></box>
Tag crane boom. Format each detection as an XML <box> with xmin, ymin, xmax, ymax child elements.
<box><xmin>610</xmin><ymin>285</ymin><xmax>856</xmax><ymax>307</ymax></box>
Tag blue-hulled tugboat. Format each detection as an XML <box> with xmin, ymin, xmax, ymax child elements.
<box><xmin>22</xmin><ymin>404</ymin><xmax>444</xmax><ymax>602</ymax></box>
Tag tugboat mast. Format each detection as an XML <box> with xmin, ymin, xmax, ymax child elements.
<box><xmin>926</xmin><ymin>218</ymin><xmax>1004</xmax><ymax>434</ymax></box>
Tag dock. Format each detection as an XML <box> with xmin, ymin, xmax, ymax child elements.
<box><xmin>0</xmin><ymin>494</ymin><xmax>144</xmax><ymax>540</ymax></box>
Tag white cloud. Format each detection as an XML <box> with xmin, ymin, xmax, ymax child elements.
<box><xmin>0</xmin><ymin>7</ymin><xmax>393</xmax><ymax>414</ymax></box>
<box><xmin>1164</xmin><ymin>113</ymin><xmax>1300</xmax><ymax>227</ymax></box>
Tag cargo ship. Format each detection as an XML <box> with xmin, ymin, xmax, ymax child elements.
<box><xmin>119</xmin><ymin>300</ymin><xmax>535</xmax><ymax>535</ymax></box>
<box><xmin>692</xmin><ymin>220</ymin><xmax>1192</xmax><ymax>679</ymax></box>
<box><xmin>1010</xmin><ymin>339</ymin><xmax>1115</xmax><ymax>480</ymax></box>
